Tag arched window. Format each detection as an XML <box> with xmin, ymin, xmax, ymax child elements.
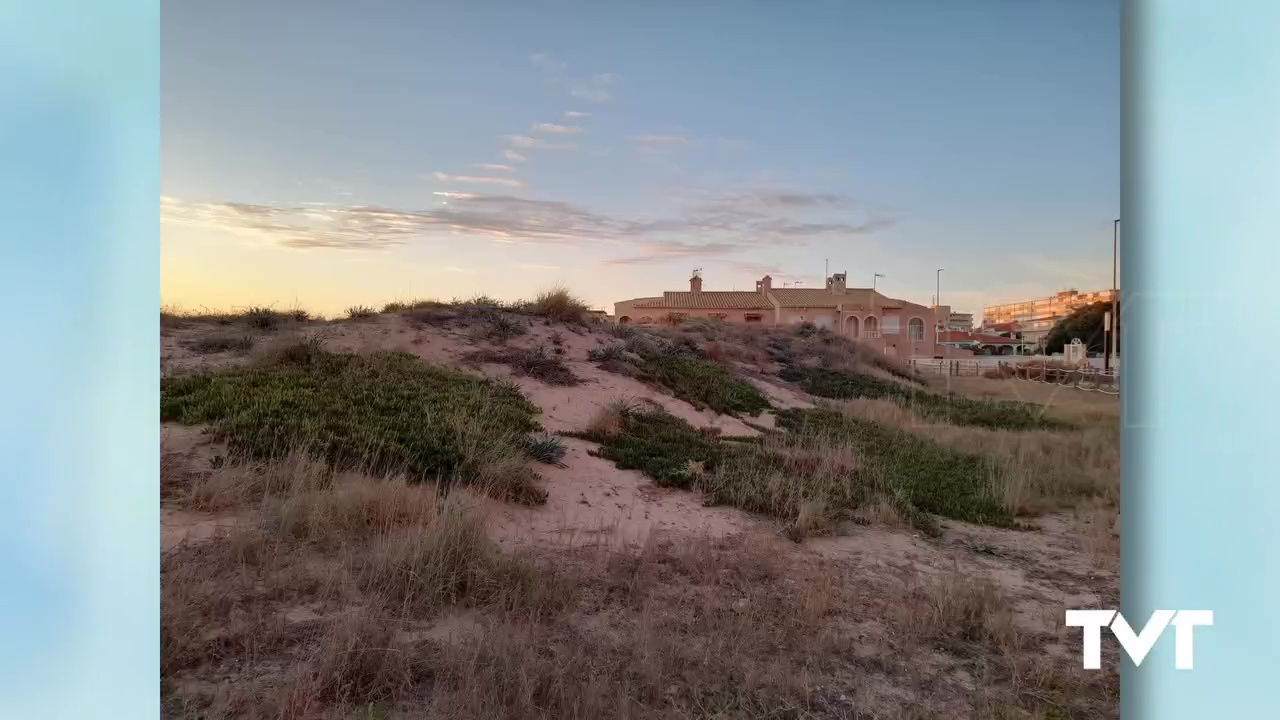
<box><xmin>619</xmin><ymin>315</ymin><xmax>632</xmax><ymax>325</ymax></box>
<box><xmin>845</xmin><ymin>315</ymin><xmax>860</xmax><ymax>338</ymax></box>
<box><xmin>863</xmin><ymin>316</ymin><xmax>879</xmax><ymax>338</ymax></box>
<box><xmin>908</xmin><ymin>317</ymin><xmax>925</xmax><ymax>340</ymax></box>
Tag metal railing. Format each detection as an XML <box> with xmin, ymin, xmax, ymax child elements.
<box><xmin>862</xmin><ymin>330</ymin><xmax>881</xmax><ymax>339</ymax></box>
<box><xmin>1011</xmin><ymin>361</ymin><xmax>1120</xmax><ymax>395</ymax></box>
<box><xmin>907</xmin><ymin>358</ymin><xmax>1120</xmax><ymax>395</ymax></box>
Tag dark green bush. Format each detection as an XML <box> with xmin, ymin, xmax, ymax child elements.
<box><xmin>779</xmin><ymin>367</ymin><xmax>1070</xmax><ymax>431</ymax></box>
<box><xmin>161</xmin><ymin>350</ymin><xmax>546</xmax><ymax>503</ymax></box>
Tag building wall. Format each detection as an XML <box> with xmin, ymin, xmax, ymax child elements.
<box><xmin>947</xmin><ymin>312</ymin><xmax>974</xmax><ymax>331</ymax></box>
<box><xmin>983</xmin><ymin>289</ymin><xmax>1116</xmax><ymax>326</ymax></box>
<box><xmin>614</xmin><ymin>289</ymin><xmax>944</xmax><ymax>358</ymax></box>
<box><xmin>612</xmin><ymin>301</ymin><xmax>770</xmax><ymax>326</ymax></box>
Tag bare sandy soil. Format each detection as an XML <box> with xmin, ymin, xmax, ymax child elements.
<box><xmin>160</xmin><ymin>314</ymin><xmax>1120</xmax><ymax>718</ymax></box>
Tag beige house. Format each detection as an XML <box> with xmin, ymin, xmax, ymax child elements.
<box><xmin>614</xmin><ymin>272</ymin><xmax>945</xmax><ymax>358</ymax></box>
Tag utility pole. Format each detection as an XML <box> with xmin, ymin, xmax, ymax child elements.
<box><xmin>935</xmin><ymin>269</ymin><xmax>944</xmax><ymax>358</ymax></box>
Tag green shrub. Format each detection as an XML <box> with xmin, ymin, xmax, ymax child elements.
<box><xmin>472</xmin><ymin>346</ymin><xmax>580</xmax><ymax>386</ymax></box>
<box><xmin>592</xmin><ymin>331</ymin><xmax>769</xmax><ymax>417</ymax></box>
<box><xmin>774</xmin><ymin>409</ymin><xmax>1014</xmax><ymax>528</ymax></box>
<box><xmin>582</xmin><ymin>406</ymin><xmax>1014</xmax><ymax>534</ymax></box>
<box><xmin>243</xmin><ymin>306</ymin><xmax>287</xmax><ymax>330</ymax></box>
<box><xmin>779</xmin><ymin>367</ymin><xmax>1069</xmax><ymax>431</ymax></box>
<box><xmin>347</xmin><ymin>305</ymin><xmax>378</xmax><ymax>319</ymax></box>
<box><xmin>587</xmin><ymin>343</ymin><xmax>626</xmax><ymax>362</ymax></box>
<box><xmin>188</xmin><ymin>332</ymin><xmax>255</xmax><ymax>354</ymax></box>
<box><xmin>160</xmin><ymin>350</ymin><xmax>547</xmax><ymax>503</ymax></box>
<box><xmin>523</xmin><ymin>433</ymin><xmax>567</xmax><ymax>466</ymax></box>
<box><xmin>577</xmin><ymin>408</ymin><xmax>724</xmax><ymax>487</ymax></box>
<box><xmin>641</xmin><ymin>355</ymin><xmax>770</xmax><ymax>417</ymax></box>
<box><xmin>483</xmin><ymin>315</ymin><xmax>528</xmax><ymax>343</ymax></box>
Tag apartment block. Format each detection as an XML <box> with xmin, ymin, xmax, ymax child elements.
<box><xmin>981</xmin><ymin>289</ymin><xmax>1117</xmax><ymax>346</ymax></box>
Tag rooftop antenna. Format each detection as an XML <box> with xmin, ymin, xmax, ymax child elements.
<box><xmin>692</xmin><ymin>267</ymin><xmax>702</xmax><ymax>279</ymax></box>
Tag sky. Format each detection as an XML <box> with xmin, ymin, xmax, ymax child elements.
<box><xmin>161</xmin><ymin>0</ymin><xmax>1119</xmax><ymax>319</ymax></box>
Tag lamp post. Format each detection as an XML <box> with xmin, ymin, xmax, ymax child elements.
<box><xmin>1107</xmin><ymin>219</ymin><xmax>1119</xmax><ymax>372</ymax></box>
<box><xmin>935</xmin><ymin>268</ymin><xmax>944</xmax><ymax>356</ymax></box>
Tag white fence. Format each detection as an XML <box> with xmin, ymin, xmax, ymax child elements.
<box><xmin>908</xmin><ymin>358</ymin><xmax>1120</xmax><ymax>395</ymax></box>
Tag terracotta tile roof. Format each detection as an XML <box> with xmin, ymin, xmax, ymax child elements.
<box><xmin>632</xmin><ymin>291</ymin><xmax>773</xmax><ymax>310</ymax></box>
<box><xmin>768</xmin><ymin>288</ymin><xmax>876</xmax><ymax>309</ymax></box>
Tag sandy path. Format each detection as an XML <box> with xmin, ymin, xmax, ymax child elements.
<box><xmin>492</xmin><ymin>438</ymin><xmax>757</xmax><ymax>548</ymax></box>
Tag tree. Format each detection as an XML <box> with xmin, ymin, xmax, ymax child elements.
<box><xmin>1044</xmin><ymin>301</ymin><xmax>1119</xmax><ymax>355</ymax></box>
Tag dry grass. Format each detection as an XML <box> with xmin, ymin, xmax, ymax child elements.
<box><xmin>162</xmin><ymin>305</ymin><xmax>313</xmax><ymax>331</ymax></box>
<box><xmin>584</xmin><ymin>398</ymin><xmax>655</xmax><ymax>439</ymax></box>
<box><xmin>163</xmin><ymin>444</ymin><xmax>1118</xmax><ymax>718</ymax></box>
<box><xmin>527</xmin><ymin>284</ymin><xmax>590</xmax><ymax>324</ymax></box>
<box><xmin>187</xmin><ymin>330</ymin><xmax>256</xmax><ymax>355</ymax></box>
<box><xmin>466</xmin><ymin>345</ymin><xmax>582</xmax><ymax>386</ymax></box>
<box><xmin>276</xmin><ymin>612</ymin><xmax>414</xmax><ymax>718</ymax></box>
<box><xmin>895</xmin><ymin>571</ymin><xmax>1020</xmax><ymax>652</ymax></box>
<box><xmin>185</xmin><ymin>450</ymin><xmax>333</xmax><ymax>512</ymax></box>
<box><xmin>653</xmin><ymin>319</ymin><xmax>923</xmax><ymax>385</ymax></box>
<box><xmin>161</xmin><ymin>298</ymin><xmax>1119</xmax><ymax>719</ymax></box>
<box><xmin>838</xmin><ymin>397</ymin><xmax>1119</xmax><ymax>516</ymax></box>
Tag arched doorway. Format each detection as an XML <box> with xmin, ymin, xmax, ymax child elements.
<box><xmin>845</xmin><ymin>315</ymin><xmax>860</xmax><ymax>338</ymax></box>
<box><xmin>908</xmin><ymin>317</ymin><xmax>925</xmax><ymax>340</ymax></box>
<box><xmin>618</xmin><ymin>315</ymin><xmax>632</xmax><ymax>325</ymax></box>
<box><xmin>863</xmin><ymin>316</ymin><xmax>879</xmax><ymax>338</ymax></box>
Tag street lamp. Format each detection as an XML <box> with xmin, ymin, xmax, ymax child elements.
<box><xmin>1107</xmin><ymin>219</ymin><xmax>1119</xmax><ymax>372</ymax></box>
<box><xmin>935</xmin><ymin>268</ymin><xmax>944</xmax><ymax>355</ymax></box>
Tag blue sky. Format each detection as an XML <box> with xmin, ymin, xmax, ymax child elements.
<box><xmin>161</xmin><ymin>0</ymin><xmax>1119</xmax><ymax>317</ymax></box>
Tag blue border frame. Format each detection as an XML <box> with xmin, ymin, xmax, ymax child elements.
<box><xmin>1125</xmin><ymin>1</ymin><xmax>1280</xmax><ymax>716</ymax></box>
<box><xmin>0</xmin><ymin>2</ymin><xmax>159</xmax><ymax>718</ymax></box>
<box><xmin>4</xmin><ymin>1</ymin><xmax>1280</xmax><ymax>717</ymax></box>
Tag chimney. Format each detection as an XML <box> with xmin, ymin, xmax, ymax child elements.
<box><xmin>826</xmin><ymin>272</ymin><xmax>847</xmax><ymax>293</ymax></box>
<box><xmin>690</xmin><ymin>272</ymin><xmax>703</xmax><ymax>293</ymax></box>
<box><xmin>755</xmin><ymin>274</ymin><xmax>773</xmax><ymax>293</ymax></box>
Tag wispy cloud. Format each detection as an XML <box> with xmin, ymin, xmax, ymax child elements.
<box><xmin>443</xmin><ymin>265</ymin><xmax>473</xmax><ymax>273</ymax></box>
<box><xmin>504</xmin><ymin>149</ymin><xmax>527</xmax><ymax>162</ymax></box>
<box><xmin>473</xmin><ymin>163</ymin><xmax>515</xmax><ymax>172</ymax></box>
<box><xmin>161</xmin><ymin>187</ymin><xmax>895</xmax><ymax>256</ymax></box>
<box><xmin>602</xmin><ymin>241</ymin><xmax>737</xmax><ymax>265</ymax></box>
<box><xmin>505</xmin><ymin>135</ymin><xmax>575</xmax><ymax>151</ymax></box>
<box><xmin>563</xmin><ymin>111</ymin><xmax>591</xmax><ymax>119</ymax></box>
<box><xmin>727</xmin><ymin>260</ymin><xmax>788</xmax><ymax>277</ymax></box>
<box><xmin>532</xmin><ymin>122</ymin><xmax>584</xmax><ymax>134</ymax></box>
<box><xmin>517</xmin><ymin>263</ymin><xmax>561</xmax><ymax>271</ymax></box>
<box><xmin>432</xmin><ymin>172</ymin><xmax>525</xmax><ymax>188</ymax></box>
